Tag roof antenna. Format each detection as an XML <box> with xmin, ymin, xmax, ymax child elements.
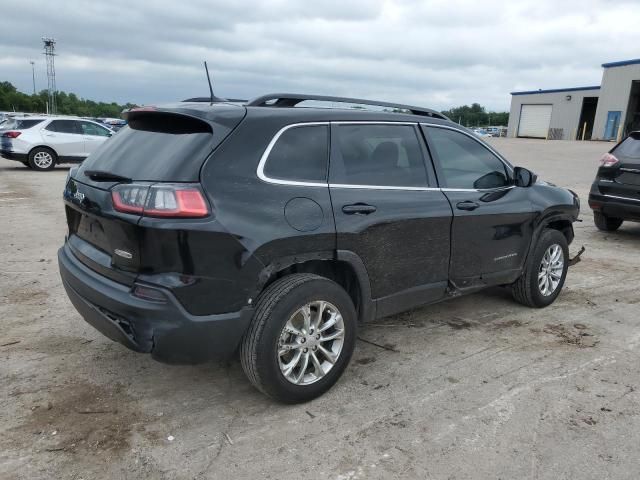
<box><xmin>204</xmin><ymin>61</ymin><xmax>214</xmax><ymax>105</ymax></box>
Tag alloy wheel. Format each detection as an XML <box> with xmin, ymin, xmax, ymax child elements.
<box><xmin>33</xmin><ymin>151</ymin><xmax>53</xmax><ymax>169</ymax></box>
<box><xmin>538</xmin><ymin>244</ymin><xmax>564</xmax><ymax>296</ymax></box>
<box><xmin>277</xmin><ymin>300</ymin><xmax>345</xmax><ymax>385</ymax></box>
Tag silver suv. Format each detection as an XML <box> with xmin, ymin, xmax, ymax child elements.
<box><xmin>0</xmin><ymin>116</ymin><xmax>114</xmax><ymax>171</ymax></box>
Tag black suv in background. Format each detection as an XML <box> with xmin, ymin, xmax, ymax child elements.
<box><xmin>58</xmin><ymin>94</ymin><xmax>580</xmax><ymax>403</ymax></box>
<box><xmin>589</xmin><ymin>131</ymin><xmax>640</xmax><ymax>230</ymax></box>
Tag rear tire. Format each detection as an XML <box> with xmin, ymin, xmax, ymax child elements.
<box><xmin>511</xmin><ymin>229</ymin><xmax>569</xmax><ymax>308</ymax></box>
<box><xmin>21</xmin><ymin>160</ymin><xmax>31</xmax><ymax>169</ymax></box>
<box><xmin>28</xmin><ymin>147</ymin><xmax>57</xmax><ymax>171</ymax></box>
<box><xmin>240</xmin><ymin>274</ymin><xmax>357</xmax><ymax>403</ymax></box>
<box><xmin>594</xmin><ymin>212</ymin><xmax>623</xmax><ymax>231</ymax></box>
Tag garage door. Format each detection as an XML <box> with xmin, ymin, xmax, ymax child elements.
<box><xmin>518</xmin><ymin>104</ymin><xmax>552</xmax><ymax>138</ymax></box>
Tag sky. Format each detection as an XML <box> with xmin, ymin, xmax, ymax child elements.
<box><xmin>1</xmin><ymin>0</ymin><xmax>639</xmax><ymax>112</ymax></box>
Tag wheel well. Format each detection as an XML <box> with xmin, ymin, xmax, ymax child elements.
<box><xmin>265</xmin><ymin>260</ymin><xmax>362</xmax><ymax>316</ymax></box>
<box><xmin>546</xmin><ymin>219</ymin><xmax>574</xmax><ymax>244</ymax></box>
<box><xmin>29</xmin><ymin>146</ymin><xmax>58</xmax><ymax>160</ymax></box>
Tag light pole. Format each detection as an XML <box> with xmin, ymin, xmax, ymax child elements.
<box><xmin>30</xmin><ymin>61</ymin><xmax>36</xmax><ymax>95</ymax></box>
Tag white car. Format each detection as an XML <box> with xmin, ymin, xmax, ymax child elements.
<box><xmin>0</xmin><ymin>116</ymin><xmax>114</xmax><ymax>171</ymax></box>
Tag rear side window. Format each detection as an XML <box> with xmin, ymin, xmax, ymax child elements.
<box><xmin>613</xmin><ymin>134</ymin><xmax>640</xmax><ymax>159</ymax></box>
<box><xmin>425</xmin><ymin>127</ymin><xmax>509</xmax><ymax>189</ymax></box>
<box><xmin>46</xmin><ymin>120</ymin><xmax>81</xmax><ymax>134</ymax></box>
<box><xmin>331</xmin><ymin>124</ymin><xmax>428</xmax><ymax>187</ymax></box>
<box><xmin>78</xmin><ymin>112</ymin><xmax>215</xmax><ymax>182</ymax></box>
<box><xmin>263</xmin><ymin>125</ymin><xmax>329</xmax><ymax>183</ymax></box>
<box><xmin>15</xmin><ymin>119</ymin><xmax>44</xmax><ymax>129</ymax></box>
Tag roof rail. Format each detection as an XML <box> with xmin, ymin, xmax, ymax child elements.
<box><xmin>247</xmin><ymin>93</ymin><xmax>449</xmax><ymax>120</ymax></box>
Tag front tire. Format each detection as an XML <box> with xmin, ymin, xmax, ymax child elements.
<box><xmin>240</xmin><ymin>274</ymin><xmax>357</xmax><ymax>403</ymax></box>
<box><xmin>511</xmin><ymin>229</ymin><xmax>569</xmax><ymax>308</ymax></box>
<box><xmin>28</xmin><ymin>147</ymin><xmax>57</xmax><ymax>171</ymax></box>
<box><xmin>594</xmin><ymin>212</ymin><xmax>623</xmax><ymax>231</ymax></box>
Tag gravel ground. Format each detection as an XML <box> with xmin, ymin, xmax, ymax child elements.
<box><xmin>1</xmin><ymin>138</ymin><xmax>640</xmax><ymax>480</ymax></box>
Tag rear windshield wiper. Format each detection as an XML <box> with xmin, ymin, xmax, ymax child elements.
<box><xmin>83</xmin><ymin>170</ymin><xmax>132</xmax><ymax>183</ymax></box>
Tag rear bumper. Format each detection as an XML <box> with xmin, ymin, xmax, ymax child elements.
<box><xmin>0</xmin><ymin>150</ymin><xmax>28</xmax><ymax>161</ymax></box>
<box><xmin>58</xmin><ymin>243</ymin><xmax>253</xmax><ymax>364</ymax></box>
<box><xmin>589</xmin><ymin>192</ymin><xmax>640</xmax><ymax>221</ymax></box>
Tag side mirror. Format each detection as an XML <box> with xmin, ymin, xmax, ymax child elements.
<box><xmin>514</xmin><ymin>166</ymin><xmax>537</xmax><ymax>187</ymax></box>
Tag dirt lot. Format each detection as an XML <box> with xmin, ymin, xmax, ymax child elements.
<box><xmin>1</xmin><ymin>138</ymin><xmax>640</xmax><ymax>479</ymax></box>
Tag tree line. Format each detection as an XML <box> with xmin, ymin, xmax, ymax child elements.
<box><xmin>0</xmin><ymin>81</ymin><xmax>136</xmax><ymax>118</ymax></box>
<box><xmin>441</xmin><ymin>103</ymin><xmax>509</xmax><ymax>127</ymax></box>
<box><xmin>1</xmin><ymin>81</ymin><xmax>509</xmax><ymax>126</ymax></box>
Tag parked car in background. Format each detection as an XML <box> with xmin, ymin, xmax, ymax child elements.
<box><xmin>472</xmin><ymin>128</ymin><xmax>492</xmax><ymax>137</ymax></box>
<box><xmin>0</xmin><ymin>116</ymin><xmax>113</xmax><ymax>171</ymax></box>
<box><xmin>58</xmin><ymin>93</ymin><xmax>579</xmax><ymax>403</ymax></box>
<box><xmin>101</xmin><ymin>118</ymin><xmax>127</xmax><ymax>131</ymax></box>
<box><xmin>589</xmin><ymin>131</ymin><xmax>640</xmax><ymax>230</ymax></box>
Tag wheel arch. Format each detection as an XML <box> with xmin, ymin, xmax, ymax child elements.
<box><xmin>525</xmin><ymin>213</ymin><xmax>575</xmax><ymax>266</ymax></box>
<box><xmin>255</xmin><ymin>250</ymin><xmax>374</xmax><ymax>323</ymax></box>
<box><xmin>29</xmin><ymin>145</ymin><xmax>59</xmax><ymax>161</ymax></box>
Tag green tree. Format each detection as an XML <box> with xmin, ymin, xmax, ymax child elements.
<box><xmin>441</xmin><ymin>103</ymin><xmax>509</xmax><ymax>127</ymax></box>
<box><xmin>0</xmin><ymin>81</ymin><xmax>136</xmax><ymax>117</ymax></box>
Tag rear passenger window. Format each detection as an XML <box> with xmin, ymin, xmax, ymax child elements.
<box><xmin>264</xmin><ymin>125</ymin><xmax>329</xmax><ymax>183</ymax></box>
<box><xmin>46</xmin><ymin>120</ymin><xmax>81</xmax><ymax>134</ymax></box>
<box><xmin>331</xmin><ymin>124</ymin><xmax>428</xmax><ymax>187</ymax></box>
<box><xmin>425</xmin><ymin>127</ymin><xmax>510</xmax><ymax>189</ymax></box>
<box><xmin>15</xmin><ymin>119</ymin><xmax>44</xmax><ymax>129</ymax></box>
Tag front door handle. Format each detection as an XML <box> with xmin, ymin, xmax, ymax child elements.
<box><xmin>342</xmin><ymin>203</ymin><xmax>377</xmax><ymax>215</ymax></box>
<box><xmin>456</xmin><ymin>201</ymin><xmax>479</xmax><ymax>211</ymax></box>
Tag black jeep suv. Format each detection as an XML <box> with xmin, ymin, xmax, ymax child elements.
<box><xmin>58</xmin><ymin>93</ymin><xmax>579</xmax><ymax>403</ymax></box>
<box><xmin>589</xmin><ymin>131</ymin><xmax>640</xmax><ymax>231</ymax></box>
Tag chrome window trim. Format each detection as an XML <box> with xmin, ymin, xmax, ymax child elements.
<box><xmin>257</xmin><ymin>121</ymin><xmax>516</xmax><ymax>193</ymax></box>
<box><xmin>329</xmin><ymin>183</ymin><xmax>440</xmax><ymax>191</ymax></box>
<box><xmin>440</xmin><ymin>185</ymin><xmax>515</xmax><ymax>193</ymax></box>
<box><xmin>256</xmin><ymin>122</ymin><xmax>331</xmax><ymax>187</ymax></box>
<box><xmin>603</xmin><ymin>193</ymin><xmax>640</xmax><ymax>203</ymax></box>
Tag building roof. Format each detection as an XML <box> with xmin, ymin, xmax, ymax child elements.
<box><xmin>602</xmin><ymin>58</ymin><xmax>640</xmax><ymax>69</ymax></box>
<box><xmin>510</xmin><ymin>86</ymin><xmax>600</xmax><ymax>96</ymax></box>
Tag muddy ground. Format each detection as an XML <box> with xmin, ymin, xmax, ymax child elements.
<box><xmin>1</xmin><ymin>138</ymin><xmax>639</xmax><ymax>479</ymax></box>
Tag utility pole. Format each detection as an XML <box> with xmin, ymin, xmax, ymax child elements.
<box><xmin>42</xmin><ymin>37</ymin><xmax>57</xmax><ymax>114</ymax></box>
<box><xmin>30</xmin><ymin>61</ymin><xmax>36</xmax><ymax>95</ymax></box>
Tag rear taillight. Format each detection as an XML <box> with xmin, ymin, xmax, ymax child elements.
<box><xmin>599</xmin><ymin>153</ymin><xmax>619</xmax><ymax>167</ymax></box>
<box><xmin>3</xmin><ymin>131</ymin><xmax>21</xmax><ymax>138</ymax></box>
<box><xmin>111</xmin><ymin>183</ymin><xmax>209</xmax><ymax>218</ymax></box>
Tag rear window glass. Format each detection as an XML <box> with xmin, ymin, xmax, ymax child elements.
<box><xmin>614</xmin><ymin>134</ymin><xmax>640</xmax><ymax>159</ymax></box>
<box><xmin>16</xmin><ymin>119</ymin><xmax>44</xmax><ymax>129</ymax></box>
<box><xmin>263</xmin><ymin>125</ymin><xmax>329</xmax><ymax>183</ymax></box>
<box><xmin>78</xmin><ymin>112</ymin><xmax>215</xmax><ymax>182</ymax></box>
<box><xmin>1</xmin><ymin>119</ymin><xmax>44</xmax><ymax>130</ymax></box>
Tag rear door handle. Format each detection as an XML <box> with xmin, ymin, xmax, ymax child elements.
<box><xmin>456</xmin><ymin>201</ymin><xmax>479</xmax><ymax>211</ymax></box>
<box><xmin>342</xmin><ymin>203</ymin><xmax>377</xmax><ymax>215</ymax></box>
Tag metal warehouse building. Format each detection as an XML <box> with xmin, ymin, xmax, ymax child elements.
<box><xmin>507</xmin><ymin>58</ymin><xmax>640</xmax><ymax>141</ymax></box>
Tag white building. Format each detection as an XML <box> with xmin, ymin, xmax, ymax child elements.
<box><xmin>507</xmin><ymin>59</ymin><xmax>640</xmax><ymax>141</ymax></box>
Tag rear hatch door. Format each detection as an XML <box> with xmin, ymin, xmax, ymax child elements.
<box><xmin>64</xmin><ymin>103</ymin><xmax>246</xmax><ymax>284</ymax></box>
<box><xmin>598</xmin><ymin>133</ymin><xmax>640</xmax><ymax>200</ymax></box>
<box><xmin>614</xmin><ymin>132</ymin><xmax>640</xmax><ymax>189</ymax></box>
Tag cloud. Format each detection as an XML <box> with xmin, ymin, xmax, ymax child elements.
<box><xmin>1</xmin><ymin>0</ymin><xmax>639</xmax><ymax>111</ymax></box>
